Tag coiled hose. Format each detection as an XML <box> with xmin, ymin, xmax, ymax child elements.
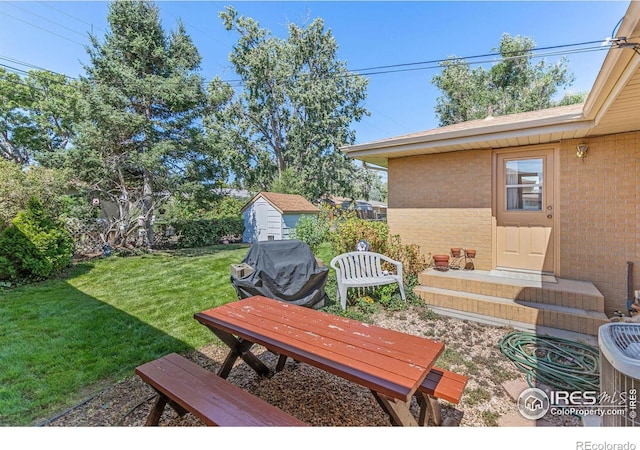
<box><xmin>499</xmin><ymin>331</ymin><xmax>600</xmax><ymax>392</ymax></box>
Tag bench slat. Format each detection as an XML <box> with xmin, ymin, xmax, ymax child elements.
<box><xmin>418</xmin><ymin>366</ymin><xmax>468</xmax><ymax>404</ymax></box>
<box><xmin>135</xmin><ymin>353</ymin><xmax>307</xmax><ymax>427</ymax></box>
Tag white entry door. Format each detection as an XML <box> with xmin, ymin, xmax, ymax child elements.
<box><xmin>496</xmin><ymin>149</ymin><xmax>555</xmax><ymax>273</ymax></box>
<box><xmin>255</xmin><ymin>203</ymin><xmax>268</xmax><ymax>241</ymax></box>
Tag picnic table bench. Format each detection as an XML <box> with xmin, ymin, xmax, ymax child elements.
<box><xmin>330</xmin><ymin>251</ymin><xmax>406</xmax><ymax>309</ymax></box>
<box><xmin>134</xmin><ymin>352</ymin><xmax>307</xmax><ymax>426</ymax></box>
<box><xmin>415</xmin><ymin>366</ymin><xmax>468</xmax><ymax>425</ymax></box>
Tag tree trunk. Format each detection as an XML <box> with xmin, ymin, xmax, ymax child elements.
<box><xmin>143</xmin><ymin>167</ymin><xmax>153</xmax><ymax>248</ymax></box>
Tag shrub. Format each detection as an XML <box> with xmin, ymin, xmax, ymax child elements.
<box><xmin>0</xmin><ymin>198</ymin><xmax>75</xmax><ymax>280</ymax></box>
<box><xmin>329</xmin><ymin>217</ymin><xmax>390</xmax><ymax>254</ymax></box>
<box><xmin>172</xmin><ymin>218</ymin><xmax>244</xmax><ymax>248</ymax></box>
<box><xmin>0</xmin><ymin>160</ymin><xmax>69</xmax><ymax>230</ymax></box>
<box><xmin>386</xmin><ymin>234</ymin><xmax>429</xmax><ymax>277</ymax></box>
<box><xmin>328</xmin><ymin>218</ymin><xmax>428</xmax><ymax>278</ymax></box>
<box><xmin>291</xmin><ymin>215</ymin><xmax>329</xmax><ymax>253</ymax></box>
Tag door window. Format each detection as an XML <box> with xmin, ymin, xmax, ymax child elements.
<box><xmin>505</xmin><ymin>158</ymin><xmax>543</xmax><ymax>211</ymax></box>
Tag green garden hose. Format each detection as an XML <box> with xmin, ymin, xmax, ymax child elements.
<box><xmin>499</xmin><ymin>331</ymin><xmax>600</xmax><ymax>392</ymax></box>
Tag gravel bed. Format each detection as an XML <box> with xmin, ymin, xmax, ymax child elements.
<box><xmin>43</xmin><ymin>306</ymin><xmax>581</xmax><ymax>427</ymax></box>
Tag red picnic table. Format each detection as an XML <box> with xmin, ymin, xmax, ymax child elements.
<box><xmin>194</xmin><ymin>295</ymin><xmax>445</xmax><ymax>426</ymax></box>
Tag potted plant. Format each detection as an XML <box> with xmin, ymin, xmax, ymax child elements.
<box><xmin>464</xmin><ymin>249</ymin><xmax>476</xmax><ymax>258</ymax></box>
<box><xmin>450</xmin><ymin>247</ymin><xmax>462</xmax><ymax>257</ymax></box>
<box><xmin>432</xmin><ymin>254</ymin><xmax>450</xmax><ymax>270</ymax></box>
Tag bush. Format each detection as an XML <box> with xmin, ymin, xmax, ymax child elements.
<box><xmin>291</xmin><ymin>215</ymin><xmax>329</xmax><ymax>253</ymax></box>
<box><xmin>0</xmin><ymin>160</ymin><xmax>70</xmax><ymax>230</ymax></box>
<box><xmin>329</xmin><ymin>217</ymin><xmax>390</xmax><ymax>254</ymax></box>
<box><xmin>0</xmin><ymin>198</ymin><xmax>75</xmax><ymax>280</ymax></box>
<box><xmin>328</xmin><ymin>218</ymin><xmax>428</xmax><ymax>278</ymax></box>
<box><xmin>172</xmin><ymin>218</ymin><xmax>244</xmax><ymax>248</ymax></box>
<box><xmin>385</xmin><ymin>234</ymin><xmax>429</xmax><ymax>277</ymax></box>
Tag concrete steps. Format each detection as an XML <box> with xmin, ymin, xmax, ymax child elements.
<box><xmin>415</xmin><ymin>270</ymin><xmax>609</xmax><ymax>336</ymax></box>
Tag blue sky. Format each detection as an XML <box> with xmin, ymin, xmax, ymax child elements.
<box><xmin>0</xmin><ymin>1</ymin><xmax>632</xmax><ymax>145</ymax></box>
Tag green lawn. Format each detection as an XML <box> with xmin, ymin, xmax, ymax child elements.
<box><xmin>2</xmin><ymin>243</ymin><xmax>334</xmax><ymax>426</ymax></box>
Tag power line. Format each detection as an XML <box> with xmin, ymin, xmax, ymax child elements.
<box><xmin>0</xmin><ymin>9</ymin><xmax>86</xmax><ymax>46</ymax></box>
<box><xmin>36</xmin><ymin>1</ymin><xmax>106</xmax><ymax>33</ymax></box>
<box><xmin>0</xmin><ymin>36</ymin><xmax>619</xmax><ymax>90</ymax></box>
<box><xmin>218</xmin><ymin>41</ymin><xmax>613</xmax><ymax>84</ymax></box>
<box><xmin>0</xmin><ymin>55</ymin><xmax>74</xmax><ymax>80</ymax></box>
<box><xmin>0</xmin><ymin>62</ymin><xmax>29</xmax><ymax>76</ymax></box>
<box><xmin>355</xmin><ymin>45</ymin><xmax>610</xmax><ymax>77</ymax></box>
<box><xmin>4</xmin><ymin>1</ymin><xmax>89</xmax><ymax>39</ymax></box>
<box><xmin>350</xmin><ymin>39</ymin><xmax>608</xmax><ymax>73</ymax></box>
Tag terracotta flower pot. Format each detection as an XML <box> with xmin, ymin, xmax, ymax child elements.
<box><xmin>450</xmin><ymin>248</ymin><xmax>462</xmax><ymax>258</ymax></box>
<box><xmin>464</xmin><ymin>249</ymin><xmax>476</xmax><ymax>258</ymax></box>
<box><xmin>432</xmin><ymin>254</ymin><xmax>450</xmax><ymax>269</ymax></box>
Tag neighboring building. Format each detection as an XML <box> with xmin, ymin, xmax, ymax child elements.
<box><xmin>213</xmin><ymin>188</ymin><xmax>253</xmax><ymax>199</ymax></box>
<box><xmin>340</xmin><ymin>2</ymin><xmax>640</xmax><ymax>335</ymax></box>
<box><xmin>241</xmin><ymin>192</ymin><xmax>320</xmax><ymax>243</ymax></box>
<box><xmin>364</xmin><ymin>200</ymin><xmax>388</xmax><ymax>220</ymax></box>
<box><xmin>321</xmin><ymin>197</ymin><xmax>387</xmax><ymax>220</ymax></box>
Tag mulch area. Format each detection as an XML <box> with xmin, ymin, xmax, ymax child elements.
<box><xmin>41</xmin><ymin>306</ymin><xmax>582</xmax><ymax>427</ymax></box>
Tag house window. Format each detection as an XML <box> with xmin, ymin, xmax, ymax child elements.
<box><xmin>505</xmin><ymin>158</ymin><xmax>543</xmax><ymax>211</ymax></box>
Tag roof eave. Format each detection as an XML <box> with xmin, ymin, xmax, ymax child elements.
<box><xmin>344</xmin><ymin>115</ymin><xmax>593</xmax><ymax>162</ymax></box>
<box><xmin>583</xmin><ymin>1</ymin><xmax>640</xmax><ymax>121</ymax></box>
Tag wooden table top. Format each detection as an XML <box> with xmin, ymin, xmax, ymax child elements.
<box><xmin>194</xmin><ymin>296</ymin><xmax>444</xmax><ymax>402</ymax></box>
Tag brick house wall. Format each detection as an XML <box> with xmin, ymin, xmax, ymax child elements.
<box><xmin>559</xmin><ymin>131</ymin><xmax>640</xmax><ymax>315</ymax></box>
<box><xmin>387</xmin><ymin>131</ymin><xmax>639</xmax><ymax>315</ymax></box>
<box><xmin>387</xmin><ymin>149</ymin><xmax>493</xmax><ymax>271</ymax></box>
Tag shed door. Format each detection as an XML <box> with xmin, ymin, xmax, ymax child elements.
<box><xmin>255</xmin><ymin>203</ymin><xmax>269</xmax><ymax>241</ymax></box>
<box><xmin>496</xmin><ymin>149</ymin><xmax>555</xmax><ymax>273</ymax></box>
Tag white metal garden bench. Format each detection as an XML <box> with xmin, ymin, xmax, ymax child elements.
<box><xmin>330</xmin><ymin>251</ymin><xmax>406</xmax><ymax>310</ymax></box>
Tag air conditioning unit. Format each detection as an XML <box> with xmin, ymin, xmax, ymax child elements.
<box><xmin>598</xmin><ymin>323</ymin><xmax>640</xmax><ymax>426</ymax></box>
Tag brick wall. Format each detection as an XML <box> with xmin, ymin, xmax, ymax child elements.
<box><xmin>559</xmin><ymin>132</ymin><xmax>640</xmax><ymax>315</ymax></box>
<box><xmin>388</xmin><ymin>150</ymin><xmax>493</xmax><ymax>269</ymax></box>
<box><xmin>386</xmin><ymin>133</ymin><xmax>639</xmax><ymax>316</ymax></box>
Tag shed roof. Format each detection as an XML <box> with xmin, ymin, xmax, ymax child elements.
<box><xmin>242</xmin><ymin>192</ymin><xmax>320</xmax><ymax>214</ymax></box>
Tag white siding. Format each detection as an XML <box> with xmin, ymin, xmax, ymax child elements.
<box><xmin>282</xmin><ymin>213</ymin><xmax>304</xmax><ymax>239</ymax></box>
<box><xmin>242</xmin><ymin>198</ymin><xmax>283</xmax><ymax>243</ymax></box>
<box><xmin>242</xmin><ymin>196</ymin><xmax>318</xmax><ymax>243</ymax></box>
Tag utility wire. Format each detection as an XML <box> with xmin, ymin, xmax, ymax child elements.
<box><xmin>36</xmin><ymin>0</ymin><xmax>106</xmax><ymax>33</ymax></box>
<box><xmin>355</xmin><ymin>45</ymin><xmax>610</xmax><ymax>77</ymax></box>
<box><xmin>3</xmin><ymin>1</ymin><xmax>90</xmax><ymax>39</ymax></box>
<box><xmin>0</xmin><ymin>62</ymin><xmax>29</xmax><ymax>76</ymax></box>
<box><xmin>0</xmin><ymin>9</ymin><xmax>86</xmax><ymax>46</ymax></box>
<box><xmin>350</xmin><ymin>39</ymin><xmax>608</xmax><ymax>73</ymax></box>
<box><xmin>0</xmin><ymin>37</ymin><xmax>625</xmax><ymax>90</ymax></box>
<box><xmin>0</xmin><ymin>55</ymin><xmax>74</xmax><ymax>79</ymax></box>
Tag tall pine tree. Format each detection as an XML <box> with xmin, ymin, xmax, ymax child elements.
<box><xmin>71</xmin><ymin>0</ymin><xmax>218</xmax><ymax>247</ymax></box>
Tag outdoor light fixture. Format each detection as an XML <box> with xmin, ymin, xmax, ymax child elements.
<box><xmin>576</xmin><ymin>143</ymin><xmax>588</xmax><ymax>161</ymax></box>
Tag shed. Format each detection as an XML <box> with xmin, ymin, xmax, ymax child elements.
<box><xmin>241</xmin><ymin>192</ymin><xmax>320</xmax><ymax>243</ymax></box>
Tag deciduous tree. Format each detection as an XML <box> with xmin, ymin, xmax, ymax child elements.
<box><xmin>0</xmin><ymin>68</ymin><xmax>78</xmax><ymax>166</ymax></box>
<box><xmin>214</xmin><ymin>7</ymin><xmax>369</xmax><ymax>200</ymax></box>
<box><xmin>432</xmin><ymin>34</ymin><xmax>585</xmax><ymax>126</ymax></box>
